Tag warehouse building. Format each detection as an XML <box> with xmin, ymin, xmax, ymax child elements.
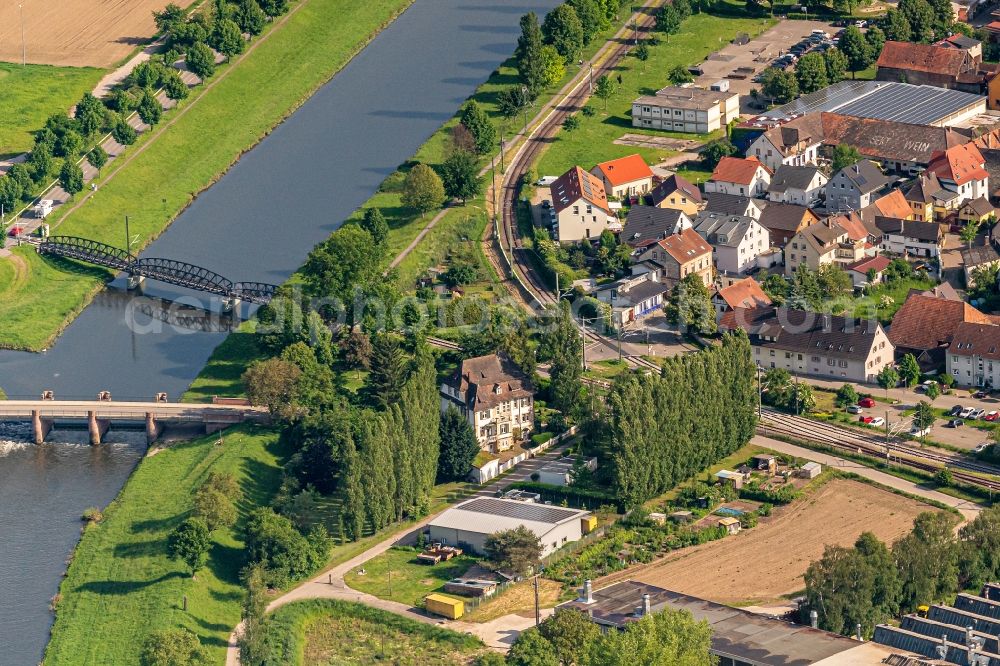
<box><xmin>752</xmin><ymin>80</ymin><xmax>986</xmax><ymax>128</ymax></box>
<box><xmin>427</xmin><ymin>497</ymin><xmax>593</xmax><ymax>557</ymax></box>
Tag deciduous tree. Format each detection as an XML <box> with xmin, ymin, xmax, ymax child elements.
<box><xmin>242</xmin><ymin>357</ymin><xmax>302</xmax><ymax>417</ymax></box>
<box><xmin>795</xmin><ymin>52</ymin><xmax>829</xmax><ymax>94</ymax></box>
<box><xmin>898</xmin><ymin>353</ymin><xmax>921</xmax><ymax>388</ymax></box>
<box><xmin>238</xmin><ymin>565</ymin><xmax>271</xmax><ymax>666</ymax></box>
<box><xmin>516</xmin><ymin>12</ymin><xmax>547</xmax><ymax>98</ymax></box>
<box><xmin>235</xmin><ymin>0</ymin><xmax>267</xmax><ymax>36</ymax></box>
<box><xmin>359</xmin><ymin>206</ymin><xmax>389</xmax><ymax>249</ymax></box>
<box><xmin>839</xmin><ymin>25</ymin><xmax>873</xmax><ymax>78</ymax></box>
<box><xmin>141</xmin><ymin>629</ymin><xmax>209</xmax><ymax>666</ymax></box>
<box><xmin>59</xmin><ymin>160</ymin><xmax>84</xmax><ymax>199</ymax></box>
<box><xmin>594</xmin><ymin>74</ymin><xmax>617</xmax><ymax>111</ymax></box>
<box><xmin>87</xmin><ymin>145</ymin><xmax>108</xmax><ymax>176</ymax></box>
<box><xmin>484</xmin><ymin>525</ymin><xmax>543</xmax><ymax>576</ymax></box>
<box><xmin>438</xmin><ymin>149</ymin><xmax>482</xmax><ymax>203</ymax></box>
<box><xmin>824</xmin><ymin>47</ymin><xmax>848</xmax><ymax>84</ymax></box>
<box><xmin>137</xmin><ymin>89</ymin><xmax>163</xmax><ymax>126</ymax></box>
<box><xmin>401</xmin><ymin>163</ymin><xmax>445</xmax><ymax>215</ymax></box>
<box><xmin>186</xmin><ymin>42</ymin><xmax>216</xmax><ymax>80</ymax></box>
<box><xmin>543</xmin><ymin>4</ymin><xmax>585</xmax><ymax>63</ymax></box>
<box><xmin>167</xmin><ymin>517</ymin><xmax>211</xmax><ymax>576</ymax></box>
<box><xmin>665</xmin><ymin>273</ymin><xmax>716</xmax><ymax>335</ymax></box>
<box><xmin>460</xmin><ymin>100</ymin><xmax>497</xmax><ymax>155</ymax></box>
<box><xmin>303</xmin><ymin>224</ymin><xmax>380</xmax><ymax>300</ymax></box>
<box><xmin>437</xmin><ymin>404</ymin><xmax>480</xmax><ymax>481</ymax></box>
<box><xmin>212</xmin><ymin>18</ymin><xmax>245</xmax><ymax>60</ymax></box>
<box><xmin>877</xmin><ymin>365</ymin><xmax>899</xmax><ymax>399</ymax></box>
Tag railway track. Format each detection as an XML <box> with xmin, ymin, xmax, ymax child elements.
<box><xmin>760</xmin><ymin>408</ymin><xmax>1000</xmax><ymax>492</ymax></box>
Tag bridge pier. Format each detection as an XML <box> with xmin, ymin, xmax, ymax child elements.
<box><xmin>127</xmin><ymin>274</ymin><xmax>145</xmax><ymax>291</ymax></box>
<box><xmin>223</xmin><ymin>297</ymin><xmax>241</xmax><ymax>313</ymax></box>
<box><xmin>31</xmin><ymin>410</ymin><xmax>52</xmax><ymax>444</ymax></box>
<box><xmin>145</xmin><ymin>412</ymin><xmax>163</xmax><ymax>445</ymax></box>
<box><xmin>88</xmin><ymin>411</ymin><xmax>110</xmax><ymax>445</ymax></box>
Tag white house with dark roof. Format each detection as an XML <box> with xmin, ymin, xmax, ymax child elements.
<box><xmin>826</xmin><ymin>159</ymin><xmax>894</xmax><ymax>213</ymax></box>
<box><xmin>703</xmin><ymin>192</ymin><xmax>766</xmax><ymax>220</ymax></box>
<box><xmin>551</xmin><ymin>166</ymin><xmax>619</xmax><ymax>243</ymax></box>
<box><xmin>766</xmin><ymin>165</ymin><xmax>828</xmax><ymax>206</ymax></box>
<box><xmin>947</xmin><ymin>321</ymin><xmax>1000</xmax><ymax>387</ymax></box>
<box><xmin>621</xmin><ymin>205</ymin><xmax>692</xmax><ymax>249</ymax></box>
<box><xmin>594</xmin><ymin>272</ymin><xmax>670</xmax><ymax>328</ymax></box>
<box><xmin>693</xmin><ymin>212</ymin><xmax>770</xmax><ymax>275</ymax></box>
<box><xmin>440</xmin><ymin>354</ymin><xmax>534</xmax><ymax>453</ymax></box>
<box><xmin>874</xmin><ymin>216</ymin><xmax>944</xmax><ymax>257</ymax></box>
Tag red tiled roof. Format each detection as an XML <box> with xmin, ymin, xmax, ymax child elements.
<box><xmin>887</xmin><ymin>293</ymin><xmax>993</xmax><ymax>351</ymax></box>
<box><xmin>592</xmin><ymin>154</ymin><xmax>654</xmax><ymax>187</ymax></box>
<box><xmin>950</xmin><ymin>322</ymin><xmax>1000</xmax><ymax>360</ymax></box>
<box><xmin>717</xmin><ymin>278</ymin><xmax>772</xmax><ymax>310</ymax></box>
<box><xmin>845</xmin><ymin>255</ymin><xmax>891</xmax><ymax>275</ymax></box>
<box><xmin>876</xmin><ymin>40</ymin><xmax>968</xmax><ymax>76</ymax></box>
<box><xmin>657</xmin><ymin>227</ymin><xmax>713</xmax><ymax>264</ymax></box>
<box><xmin>927</xmin><ymin>143</ymin><xmax>990</xmax><ymax>186</ymax></box>
<box><xmin>828</xmin><ymin>212</ymin><xmax>873</xmax><ymax>243</ymax></box>
<box><xmin>551</xmin><ymin>166</ymin><xmax>611</xmax><ymax>215</ymax></box>
<box><xmin>872</xmin><ymin>190</ymin><xmax>912</xmax><ymax>220</ymax></box>
<box><xmin>710</xmin><ymin>156</ymin><xmax>769</xmax><ymax>186</ymax></box>
<box><xmin>985</xmin><ymin>20</ymin><xmax>1000</xmax><ymax>32</ymax></box>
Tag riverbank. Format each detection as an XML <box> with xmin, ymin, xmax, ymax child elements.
<box><xmin>0</xmin><ymin>0</ymin><xmax>416</xmax><ymax>352</ymax></box>
<box><xmin>43</xmin><ymin>426</ymin><xmax>287</xmax><ymax>665</ymax></box>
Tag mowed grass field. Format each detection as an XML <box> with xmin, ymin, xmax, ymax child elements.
<box><xmin>535</xmin><ymin>13</ymin><xmax>775</xmax><ymax>177</ymax></box>
<box><xmin>0</xmin><ymin>62</ymin><xmax>104</xmax><ymax>156</ymax></box>
<box><xmin>44</xmin><ymin>426</ymin><xmax>288</xmax><ymax>665</ymax></box>
<box><xmin>0</xmin><ymin>0</ymin><xmax>414</xmax><ymax>352</ymax></box>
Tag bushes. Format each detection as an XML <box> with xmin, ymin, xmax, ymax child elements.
<box><xmin>507</xmin><ymin>480</ymin><xmax>620</xmax><ymax>512</ymax></box>
<box><xmin>739</xmin><ymin>481</ymin><xmax>799</xmax><ymax>505</ymax></box>
<box><xmin>244</xmin><ymin>508</ymin><xmax>331</xmax><ymax>588</ymax></box>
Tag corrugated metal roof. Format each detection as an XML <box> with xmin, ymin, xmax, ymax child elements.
<box><xmin>429</xmin><ymin>498</ymin><xmax>590</xmax><ymax>537</ymax></box>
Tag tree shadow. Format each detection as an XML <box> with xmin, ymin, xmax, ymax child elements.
<box><xmin>76</xmin><ymin>571</ymin><xmax>185</xmax><ymax>595</ymax></box>
<box><xmin>113</xmin><ymin>538</ymin><xmax>165</xmax><ymax>559</ymax></box>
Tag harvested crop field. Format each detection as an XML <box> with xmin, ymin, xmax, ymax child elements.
<box><xmin>602</xmin><ymin>479</ymin><xmax>934</xmax><ymax>605</ymax></box>
<box><xmin>0</xmin><ymin>0</ymin><xmax>197</xmax><ymax>68</ymax></box>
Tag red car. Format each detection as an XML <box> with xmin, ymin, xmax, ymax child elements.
<box><xmin>858</xmin><ymin>397</ymin><xmax>876</xmax><ymax>408</ymax></box>
<box><xmin>7</xmin><ymin>226</ymin><xmax>22</xmax><ymax>237</ymax></box>
<box><xmin>859</xmin><ymin>415</ymin><xmax>874</xmax><ymax>424</ymax></box>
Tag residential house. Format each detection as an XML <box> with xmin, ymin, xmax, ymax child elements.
<box><xmin>702</xmin><ymin>192</ymin><xmax>766</xmax><ymax>219</ymax></box>
<box><xmin>820</xmin><ymin>112</ymin><xmax>972</xmax><ymax>174</ymax></box>
<box><xmin>874</xmin><ymin>216</ymin><xmax>944</xmax><ymax>257</ymax></box>
<box><xmin>962</xmin><ymin>244</ymin><xmax>1000</xmax><ymax>288</ymax></box>
<box><xmin>830</xmin><ymin>211</ymin><xmax>881</xmax><ymax>250</ymax></box>
<box><xmin>925</xmin><ymin>142</ymin><xmax>991</xmax><ymax>205</ymax></box>
<box><xmin>845</xmin><ymin>255</ymin><xmax>892</xmax><ymax>288</ymax></box>
<box><xmin>645</xmin><ymin>173</ymin><xmax>705</xmax><ymax>215</ymax></box>
<box><xmin>632</xmin><ymin>227</ymin><xmax>714</xmax><ymax>288</ymax></box>
<box><xmin>693</xmin><ymin>212</ymin><xmax>770</xmax><ymax>275</ymax></box>
<box><xmin>551</xmin><ymin>166</ymin><xmax>619</xmax><ymax>243</ymax></box>
<box><xmin>718</xmin><ymin>306</ymin><xmax>895</xmax><ymax>382</ymax></box>
<box><xmin>947</xmin><ymin>322</ymin><xmax>1000</xmax><ymax>387</ymax></box>
<box><xmin>766</xmin><ymin>165</ymin><xmax>828</xmax><ymax>206</ymax></box>
<box><xmin>757</xmin><ymin>202</ymin><xmax>821</xmax><ymax>248</ymax></box>
<box><xmin>959</xmin><ymin>196</ymin><xmax>996</xmax><ymax>224</ymax></box>
<box><xmin>712</xmin><ymin>276</ymin><xmax>772</xmax><ymax>315</ymax></box>
<box><xmin>887</xmin><ymin>292</ymin><xmax>996</xmax><ymax>368</ymax></box>
<box><xmin>440</xmin><ymin>353</ymin><xmax>534</xmax><ymax>454</ymax></box>
<box><xmin>876</xmin><ymin>40</ymin><xmax>979</xmax><ymax>90</ymax></box>
<box><xmin>590</xmin><ymin>154</ymin><xmax>655</xmax><ymax>199</ymax></box>
<box><xmin>903</xmin><ymin>171</ymin><xmax>963</xmax><ymax>222</ymax></box>
<box><xmin>747</xmin><ymin>115</ymin><xmax>825</xmax><ymax>171</ymax></box>
<box><xmin>704</xmin><ymin>156</ymin><xmax>772</xmax><ymax>197</ymax></box>
<box><xmin>621</xmin><ymin>206</ymin><xmax>692</xmax><ymax>249</ymax></box>
<box><xmin>631</xmin><ymin>86</ymin><xmax>740</xmax><ymax>134</ymax></box>
<box><xmin>594</xmin><ymin>272</ymin><xmax>670</xmax><ymax>328</ymax></box>
<box><xmin>826</xmin><ymin>159</ymin><xmax>894</xmax><ymax>213</ymax></box>
<box><xmin>936</xmin><ymin>33</ymin><xmax>984</xmax><ymax>62</ymax></box>
<box><xmin>870</xmin><ymin>189</ymin><xmax>915</xmax><ymax>221</ymax></box>
<box><xmin>784</xmin><ymin>219</ymin><xmax>866</xmax><ymax>276</ymax></box>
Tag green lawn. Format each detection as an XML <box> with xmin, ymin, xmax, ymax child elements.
<box><xmin>181</xmin><ymin>320</ymin><xmax>266</xmax><ymax>403</ymax></box>
<box><xmin>267</xmin><ymin>599</ymin><xmax>487</xmax><ymax>665</ymax></box>
<box><xmin>534</xmin><ymin>13</ymin><xmax>776</xmax><ymax>177</ymax></box>
<box><xmin>0</xmin><ymin>62</ymin><xmax>105</xmax><ymax>157</ymax></box>
<box><xmin>850</xmin><ymin>276</ymin><xmax>936</xmax><ymax>323</ymax></box>
<box><xmin>344</xmin><ymin>547</ymin><xmax>478</xmax><ymax>608</ymax></box>
<box><xmin>43</xmin><ymin>425</ymin><xmax>288</xmax><ymax>665</ymax></box>
<box><xmin>0</xmin><ymin>0</ymin><xmax>415</xmax><ymax>351</ymax></box>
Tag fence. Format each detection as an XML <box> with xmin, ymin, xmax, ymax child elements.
<box><xmin>462</xmin><ymin>578</ymin><xmax>517</xmax><ymax>614</ymax></box>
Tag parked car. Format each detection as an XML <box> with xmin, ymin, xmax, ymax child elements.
<box><xmin>917</xmin><ymin>380</ymin><xmax>938</xmax><ymax>393</ymax></box>
<box><xmin>859</xmin><ymin>415</ymin><xmax>874</xmax><ymax>424</ymax></box>
<box><xmin>847</xmin><ymin>405</ymin><xmax>863</xmax><ymax>414</ymax></box>
<box><xmin>960</xmin><ymin>407</ymin><xmax>976</xmax><ymax>418</ymax></box>
<box><xmin>974</xmin><ymin>443</ymin><xmax>990</xmax><ymax>454</ymax></box>
<box><xmin>971</xmin><ymin>408</ymin><xmax>987</xmax><ymax>420</ymax></box>
<box><xmin>7</xmin><ymin>226</ymin><xmax>22</xmax><ymax>237</ymax></box>
<box><xmin>974</xmin><ymin>390</ymin><xmax>988</xmax><ymax>399</ymax></box>
<box><xmin>911</xmin><ymin>426</ymin><xmax>932</xmax><ymax>437</ymax></box>
<box><xmin>870</xmin><ymin>417</ymin><xmax>885</xmax><ymax>427</ymax></box>
<box><xmin>948</xmin><ymin>419</ymin><xmax>964</xmax><ymax>428</ymax></box>
<box><xmin>987</xmin><ymin>411</ymin><xmax>999</xmax><ymax>422</ymax></box>
<box><xmin>949</xmin><ymin>405</ymin><xmax>965</xmax><ymax>416</ymax></box>
<box><xmin>858</xmin><ymin>397</ymin><xmax>876</xmax><ymax>408</ymax></box>
<box><xmin>855</xmin><ymin>20</ymin><xmax>868</xmax><ymax>27</ymax></box>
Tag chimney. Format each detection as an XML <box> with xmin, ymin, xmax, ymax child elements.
<box><xmin>809</xmin><ymin>610</ymin><xmax>819</xmax><ymax>629</ymax></box>
<box><xmin>581</xmin><ymin>579</ymin><xmax>594</xmax><ymax>604</ymax></box>
<box><xmin>643</xmin><ymin>594</ymin><xmax>652</xmax><ymax>617</ymax></box>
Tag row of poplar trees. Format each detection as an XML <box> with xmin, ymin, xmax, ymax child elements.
<box><xmin>594</xmin><ymin>332</ymin><xmax>758</xmax><ymax>508</ymax></box>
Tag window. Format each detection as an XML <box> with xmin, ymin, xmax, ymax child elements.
<box><xmin>839</xmin><ymin>360</ymin><xmax>848</xmax><ymax>368</ymax></box>
<box><xmin>828</xmin><ymin>359</ymin><xmax>835</xmax><ymax>366</ymax></box>
<box><xmin>785</xmin><ymin>352</ymin><xmax>792</xmax><ymax>359</ymax></box>
<box><xmin>770</xmin><ymin>350</ymin><xmax>775</xmax><ymax>357</ymax></box>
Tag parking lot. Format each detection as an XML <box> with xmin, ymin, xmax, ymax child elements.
<box><xmin>691</xmin><ymin>19</ymin><xmax>839</xmax><ymax>114</ymax></box>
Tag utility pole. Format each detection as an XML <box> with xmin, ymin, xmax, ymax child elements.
<box><xmin>499</xmin><ymin>131</ymin><xmax>505</xmax><ymax>173</ymax></box>
<box><xmin>756</xmin><ymin>364</ymin><xmax>763</xmax><ymax>420</ymax></box>
<box><xmin>125</xmin><ymin>215</ymin><xmax>131</xmax><ymax>257</ymax></box>
<box><xmin>794</xmin><ymin>374</ymin><xmax>800</xmax><ymax>415</ymax></box>
<box><xmin>534</xmin><ymin>575</ymin><xmax>541</xmax><ymax>626</ymax></box>
<box><xmin>581</xmin><ymin>317</ymin><xmax>587</xmax><ymax>371</ymax></box>
<box><xmin>885</xmin><ymin>410</ymin><xmax>890</xmax><ymax>462</ymax></box>
<box><xmin>617</xmin><ymin>326</ymin><xmax>623</xmax><ymax>363</ymax></box>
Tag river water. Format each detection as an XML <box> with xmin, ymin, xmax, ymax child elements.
<box><xmin>0</xmin><ymin>0</ymin><xmax>561</xmax><ymax>661</ymax></box>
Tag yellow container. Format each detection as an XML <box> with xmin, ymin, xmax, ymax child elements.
<box><xmin>425</xmin><ymin>593</ymin><xmax>464</xmax><ymax>619</ymax></box>
<box><xmin>581</xmin><ymin>515</ymin><xmax>598</xmax><ymax>534</ymax></box>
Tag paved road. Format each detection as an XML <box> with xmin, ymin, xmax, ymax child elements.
<box><xmin>224</xmin><ymin>442</ymin><xmax>572</xmax><ymax>664</ymax></box>
<box><xmin>755</xmin><ymin>434</ymin><xmax>983</xmax><ymax>522</ymax></box>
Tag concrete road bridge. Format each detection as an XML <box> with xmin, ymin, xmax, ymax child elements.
<box><xmin>0</xmin><ymin>399</ymin><xmax>268</xmax><ymax>445</ymax></box>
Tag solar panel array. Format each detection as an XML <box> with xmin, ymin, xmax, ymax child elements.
<box><xmin>756</xmin><ymin>80</ymin><xmax>983</xmax><ymax>126</ymax></box>
<box><xmin>459</xmin><ymin>498</ymin><xmax>582</xmax><ymax>524</ymax></box>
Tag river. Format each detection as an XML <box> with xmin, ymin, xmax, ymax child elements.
<box><xmin>0</xmin><ymin>0</ymin><xmax>560</xmax><ymax>661</ymax></box>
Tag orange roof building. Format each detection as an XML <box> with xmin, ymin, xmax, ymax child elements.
<box><xmin>705</xmin><ymin>157</ymin><xmax>772</xmax><ymax>197</ymax></box>
<box><xmin>635</xmin><ymin>227</ymin><xmax>713</xmax><ymax>288</ymax></box>
<box><xmin>926</xmin><ymin>143</ymin><xmax>990</xmax><ymax>201</ymax></box>
<box><xmin>715</xmin><ymin>277</ymin><xmax>772</xmax><ymax>312</ymax></box>
<box><xmin>870</xmin><ymin>190</ymin><xmax>914</xmax><ymax>221</ymax></box>
<box><xmin>590</xmin><ymin>154</ymin><xmax>655</xmax><ymax>198</ymax></box>
<box><xmin>551</xmin><ymin>166</ymin><xmax>618</xmax><ymax>243</ymax></box>
<box><xmin>875</xmin><ymin>40</ymin><xmax>977</xmax><ymax>89</ymax></box>
<box><xmin>888</xmin><ymin>293</ymin><xmax>995</xmax><ymax>368</ymax></box>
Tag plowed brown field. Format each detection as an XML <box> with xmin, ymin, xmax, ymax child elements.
<box><xmin>598</xmin><ymin>479</ymin><xmax>933</xmax><ymax>605</ymax></box>
<box><xmin>0</xmin><ymin>0</ymin><xmax>196</xmax><ymax>68</ymax></box>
